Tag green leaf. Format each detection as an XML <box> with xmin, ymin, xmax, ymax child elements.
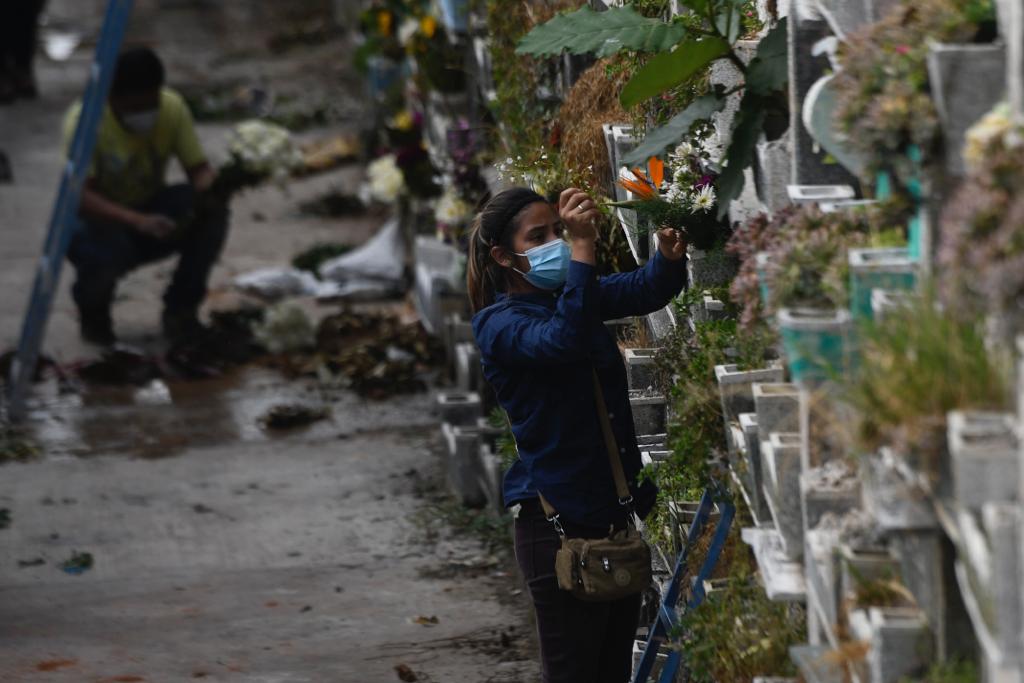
<box><xmin>745</xmin><ymin>17</ymin><xmax>788</xmax><ymax>95</ymax></box>
<box><xmin>716</xmin><ymin>92</ymin><xmax>766</xmax><ymax>219</ymax></box>
<box><xmin>622</xmin><ymin>94</ymin><xmax>725</xmax><ymax>166</ymax></box>
<box><xmin>620</xmin><ymin>37</ymin><xmax>731</xmax><ymax>109</ymax></box>
<box><xmin>715</xmin><ymin>2</ymin><xmax>741</xmax><ymax>44</ymax></box>
<box><xmin>516</xmin><ymin>5</ymin><xmax>687</xmax><ymax>58</ymax></box>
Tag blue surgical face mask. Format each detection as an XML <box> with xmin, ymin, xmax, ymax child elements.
<box><xmin>513</xmin><ymin>238</ymin><xmax>571</xmax><ymax>290</ymax></box>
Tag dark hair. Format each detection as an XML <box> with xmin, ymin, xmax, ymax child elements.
<box><xmin>111</xmin><ymin>47</ymin><xmax>165</xmax><ymax>96</ymax></box>
<box><xmin>466</xmin><ymin>187</ymin><xmax>547</xmax><ymax>313</ymax></box>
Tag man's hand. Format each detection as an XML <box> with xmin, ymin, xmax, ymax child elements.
<box><xmin>189</xmin><ymin>163</ymin><xmax>216</xmax><ymax>194</ymax></box>
<box><xmin>134</xmin><ymin>213</ymin><xmax>177</xmax><ymax>239</ymax></box>
<box><xmin>657</xmin><ymin>227</ymin><xmax>687</xmax><ymax>261</ymax></box>
<box><xmin>558</xmin><ymin>188</ymin><xmax>600</xmax><ymax>243</ymax></box>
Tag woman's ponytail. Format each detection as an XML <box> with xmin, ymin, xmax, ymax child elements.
<box><xmin>465</xmin><ymin>187</ymin><xmax>547</xmax><ymax>314</ymax></box>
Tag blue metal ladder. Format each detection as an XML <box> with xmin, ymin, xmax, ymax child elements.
<box><xmin>5</xmin><ymin>0</ymin><xmax>135</xmax><ymax>420</ymax></box>
<box><xmin>632</xmin><ymin>487</ymin><xmax>736</xmax><ymax>683</ymax></box>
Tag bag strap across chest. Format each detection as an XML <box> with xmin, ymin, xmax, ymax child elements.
<box><xmin>537</xmin><ymin>367</ymin><xmax>633</xmax><ymax>525</ymax></box>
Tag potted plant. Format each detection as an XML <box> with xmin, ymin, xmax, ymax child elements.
<box><xmin>842</xmin><ymin>291</ymin><xmax>1012</xmax><ymax>490</ymax></box>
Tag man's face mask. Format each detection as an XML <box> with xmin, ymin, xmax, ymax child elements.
<box><xmin>120</xmin><ymin>108</ymin><xmax>159</xmax><ymax>134</ymax></box>
<box><xmin>512</xmin><ymin>238</ymin><xmax>571</xmax><ymax>290</ymax></box>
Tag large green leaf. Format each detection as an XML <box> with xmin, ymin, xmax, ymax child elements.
<box><xmin>745</xmin><ymin>17</ymin><xmax>788</xmax><ymax>95</ymax></box>
<box><xmin>716</xmin><ymin>92</ymin><xmax>767</xmax><ymax>219</ymax></box>
<box><xmin>620</xmin><ymin>37</ymin><xmax>731</xmax><ymax>109</ymax></box>
<box><xmin>516</xmin><ymin>5</ymin><xmax>687</xmax><ymax>58</ymax></box>
<box><xmin>715</xmin><ymin>2</ymin><xmax>741</xmax><ymax>44</ymax></box>
<box><xmin>622</xmin><ymin>94</ymin><xmax>725</xmax><ymax>166</ymax></box>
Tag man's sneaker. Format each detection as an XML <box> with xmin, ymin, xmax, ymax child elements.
<box><xmin>80</xmin><ymin>317</ymin><xmax>116</xmax><ymax>346</ymax></box>
<box><xmin>162</xmin><ymin>309</ymin><xmax>205</xmax><ymax>341</ymax></box>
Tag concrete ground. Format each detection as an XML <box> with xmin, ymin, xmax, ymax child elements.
<box><xmin>0</xmin><ymin>1</ymin><xmax>537</xmax><ymax>681</ymax></box>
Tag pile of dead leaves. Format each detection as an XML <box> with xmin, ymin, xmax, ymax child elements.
<box><xmin>277</xmin><ymin>310</ymin><xmax>444</xmax><ymax>399</ymax></box>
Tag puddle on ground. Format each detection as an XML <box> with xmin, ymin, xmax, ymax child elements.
<box><xmin>22</xmin><ymin>366</ymin><xmax>435</xmax><ymax>460</ymax></box>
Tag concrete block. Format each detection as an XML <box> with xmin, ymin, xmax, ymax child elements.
<box><xmin>629</xmin><ymin>391</ymin><xmax>667</xmax><ymax>437</ymax></box>
<box><xmin>889</xmin><ymin>528</ymin><xmax>977</xmax><ymax>662</ymax></box>
<box><xmin>741</xmin><ymin>526</ymin><xmax>807</xmax><ymax>601</ymax></box>
<box><xmin>436</xmin><ymin>391</ymin><xmax>482</xmax><ymax>426</ymax></box>
<box><xmin>787</xmin><ymin>11</ymin><xmax>861</xmax><ymax>187</ymax></box>
<box><xmin>839</xmin><ymin>542</ymin><xmax>900</xmax><ymax>608</ymax></box>
<box><xmin>762</xmin><ymin>432</ymin><xmax>805</xmax><ymax>560</ymax></box>
<box><xmin>801</xmin><ymin>460</ymin><xmax>860</xmax><ymax>532</ymax></box>
<box><xmin>861</xmin><ymin>449</ymin><xmax>938</xmax><ymax>531</ymax></box>
<box><xmin>982</xmin><ymin>503</ymin><xmax>1024</xmax><ymax>666</ymax></box>
<box><xmin>624</xmin><ymin>348</ymin><xmax>659</xmax><ymax>393</ymax></box>
<box><xmin>631</xmin><ymin>639</ymin><xmax>668</xmax><ymax>681</ymax></box>
<box><xmin>753</xmin><ymin>382</ymin><xmax>800</xmax><ymax>437</ymax></box>
<box><xmin>869</xmin><ymin>608</ymin><xmax>936</xmax><ymax>682</ymax></box>
<box><xmin>805</xmin><ymin>527</ymin><xmax>843</xmax><ymax>636</ymax></box>
<box><xmin>738</xmin><ymin>412</ymin><xmax>771</xmax><ymax>523</ymax></box>
<box><xmin>687</xmin><ymin>247</ymin><xmax>740</xmax><ymax>289</ymax></box>
<box><xmin>927</xmin><ymin>43</ymin><xmax>1007</xmax><ymax>177</ymax></box>
<box><xmin>454</xmin><ymin>342</ymin><xmax>481</xmax><ymax>393</ymax></box>
<box><xmin>948</xmin><ymin>410</ymin><xmax>1019</xmax><ymax>508</ymax></box>
<box><xmin>754</xmin><ymin>130</ymin><xmax>793</xmax><ymax>212</ymax></box>
<box><xmin>442</xmin><ymin>423</ymin><xmax>486</xmax><ymax>506</ymax></box>
<box><xmin>477</xmin><ymin>443</ymin><xmax>505</xmax><ymax>515</ymax></box>
<box><xmin>786</xmin><ymin>184</ymin><xmax>855</xmax><ymax>205</ymax></box>
<box><xmin>716</xmin><ymin>364</ymin><xmax>787</xmax><ymax>428</ymax></box>
<box><xmin>710</xmin><ymin>40</ymin><xmax>758</xmax><ymax>145</ymax></box>
<box><xmin>703</xmin><ymin>294</ymin><xmax>728</xmax><ymax>321</ymax></box>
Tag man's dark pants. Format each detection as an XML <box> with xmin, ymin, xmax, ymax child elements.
<box><xmin>67</xmin><ymin>184</ymin><xmax>229</xmax><ymax>327</ymax></box>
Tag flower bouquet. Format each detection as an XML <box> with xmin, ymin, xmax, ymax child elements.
<box><xmin>208</xmin><ymin>119</ymin><xmax>303</xmax><ymax>204</ymax></box>
<box><xmin>609</xmin><ymin>142</ymin><xmax>728</xmax><ymax>250</ymax></box>
<box><xmin>434</xmin><ymin>185</ymin><xmax>475</xmax><ymax>244</ymax></box>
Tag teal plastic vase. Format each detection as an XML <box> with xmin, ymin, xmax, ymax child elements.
<box><xmin>777</xmin><ymin>308</ymin><xmax>854</xmax><ymax>384</ymax></box>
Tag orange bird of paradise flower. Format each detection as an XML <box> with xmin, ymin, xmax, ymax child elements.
<box><xmin>617</xmin><ymin>156</ymin><xmax>664</xmax><ymax>200</ymax></box>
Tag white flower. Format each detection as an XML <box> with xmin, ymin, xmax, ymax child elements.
<box><xmin>367</xmin><ymin>154</ymin><xmax>406</xmax><ymax>203</ymax></box>
<box><xmin>690</xmin><ymin>184</ymin><xmax>716</xmax><ymax>213</ymax></box>
<box><xmin>398</xmin><ymin>18</ymin><xmax>419</xmax><ymax>46</ymax></box>
<box><xmin>228</xmin><ymin>119</ymin><xmax>303</xmax><ymax>180</ymax></box>
<box><xmin>964</xmin><ymin>102</ymin><xmax>1016</xmax><ymax>170</ymax></box>
<box><xmin>670</xmin><ymin>141</ymin><xmax>694</xmax><ymax>160</ymax></box>
<box><xmin>665</xmin><ymin>183</ymin><xmax>686</xmax><ymax>204</ymax></box>
<box><xmin>435</xmin><ymin>187</ymin><xmax>473</xmax><ymax>225</ymax></box>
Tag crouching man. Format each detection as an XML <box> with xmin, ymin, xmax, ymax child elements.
<box><xmin>65</xmin><ymin>47</ymin><xmax>228</xmax><ymax>345</ymax></box>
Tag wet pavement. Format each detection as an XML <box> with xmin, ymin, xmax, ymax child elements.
<box><xmin>0</xmin><ymin>1</ymin><xmax>537</xmax><ymax>681</ymax></box>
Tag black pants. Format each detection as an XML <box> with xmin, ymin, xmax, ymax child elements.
<box><xmin>66</xmin><ymin>184</ymin><xmax>230</xmax><ymax>321</ymax></box>
<box><xmin>514</xmin><ymin>499</ymin><xmax>642</xmax><ymax>683</ymax></box>
<box><xmin>0</xmin><ymin>0</ymin><xmax>46</xmax><ymax>74</ymax></box>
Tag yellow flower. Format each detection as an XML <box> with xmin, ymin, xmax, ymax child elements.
<box><xmin>377</xmin><ymin>10</ymin><xmax>393</xmax><ymax>36</ymax></box>
<box><xmin>389</xmin><ymin>110</ymin><xmax>414</xmax><ymax>131</ymax></box>
<box><xmin>420</xmin><ymin>15</ymin><xmax>437</xmax><ymax>39</ymax></box>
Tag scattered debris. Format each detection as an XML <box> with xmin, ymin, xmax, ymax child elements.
<box><xmin>298</xmin><ymin>191</ymin><xmax>366</xmax><ymax>219</ymax></box>
<box><xmin>74</xmin><ymin>348</ymin><xmax>161</xmax><ymax>386</ymax></box>
<box><xmin>300</xmin><ymin>605</ymin><xmax>313</xmax><ymax>613</ymax></box>
<box><xmin>259</xmin><ymin>403</ymin><xmax>329</xmax><ymax>430</ymax></box>
<box><xmin>192</xmin><ymin>504</ymin><xmax>214</xmax><ymax>514</ymax></box>
<box><xmin>18</xmin><ymin>557</ymin><xmax>45</xmax><ymax>568</ymax></box>
<box><xmin>0</xmin><ymin>508</ymin><xmax>10</xmax><ymax>529</ymax></box>
<box><xmin>165</xmin><ymin>307</ymin><xmax>267</xmax><ymax>377</ymax></box>
<box><xmin>0</xmin><ymin>150</ymin><xmax>11</xmax><ymax>184</ymax></box>
<box><xmin>253</xmin><ymin>304</ymin><xmax>317</xmax><ymax>354</ymax></box>
<box><xmin>35</xmin><ymin>659</ymin><xmax>77</xmax><ymax>672</ymax></box>
<box><xmin>291</xmin><ymin>242</ymin><xmax>355</xmax><ymax>276</ymax></box>
<box><xmin>394</xmin><ymin>663</ymin><xmax>418</xmax><ymax>682</ymax></box>
<box><xmin>410</xmin><ymin>615</ymin><xmax>439</xmax><ymax>626</ymax></box>
<box><xmin>61</xmin><ymin>551</ymin><xmax>94</xmax><ymax>575</ymax></box>
<box><xmin>299</xmin><ymin>135</ymin><xmax>361</xmax><ymax>174</ymax></box>
<box><xmin>235</xmin><ymin>268</ymin><xmax>321</xmax><ymax>301</ymax></box>
<box><xmin>0</xmin><ymin>424</ymin><xmax>40</xmax><ymax>462</ymax></box>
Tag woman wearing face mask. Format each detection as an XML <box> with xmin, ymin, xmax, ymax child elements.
<box><xmin>468</xmin><ymin>186</ymin><xmax>687</xmax><ymax>683</ymax></box>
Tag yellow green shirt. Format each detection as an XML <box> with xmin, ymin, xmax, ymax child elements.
<box><xmin>63</xmin><ymin>87</ymin><xmax>207</xmax><ymax>207</ymax></box>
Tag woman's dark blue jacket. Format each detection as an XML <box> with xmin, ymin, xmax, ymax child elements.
<box><xmin>472</xmin><ymin>250</ymin><xmax>687</xmax><ymax>527</ymax></box>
